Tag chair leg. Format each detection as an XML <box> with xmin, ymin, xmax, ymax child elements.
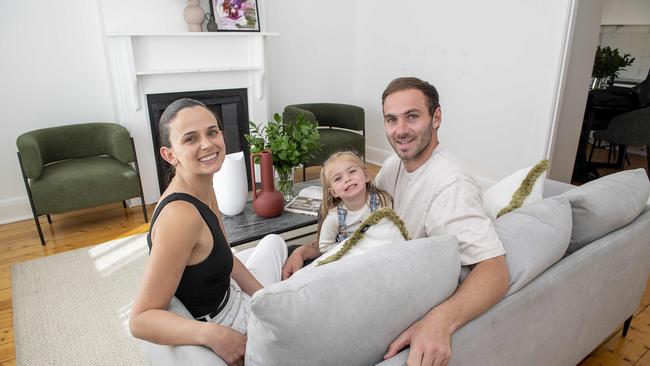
<box><xmin>17</xmin><ymin>152</ymin><xmax>46</xmax><ymax>245</ymax></box>
<box><xmin>131</xmin><ymin>137</ymin><xmax>148</xmax><ymax>223</ymax></box>
<box><xmin>588</xmin><ymin>140</ymin><xmax>597</xmax><ymax>163</ymax></box>
<box><xmin>303</xmin><ymin>166</ymin><xmax>306</xmax><ymax>182</ymax></box>
<box><xmin>33</xmin><ymin>215</ymin><xmax>46</xmax><ymax>246</ymax></box>
<box><xmin>46</xmin><ymin>214</ymin><xmax>52</xmax><ymax>224</ymax></box>
<box><xmin>646</xmin><ymin>145</ymin><xmax>650</xmax><ymax>178</ymax></box>
<box><xmin>622</xmin><ymin>315</ymin><xmax>633</xmax><ymax>337</ymax></box>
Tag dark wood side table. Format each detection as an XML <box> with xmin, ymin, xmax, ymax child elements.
<box><xmin>222</xmin><ymin>180</ymin><xmax>319</xmax><ymax>247</ymax></box>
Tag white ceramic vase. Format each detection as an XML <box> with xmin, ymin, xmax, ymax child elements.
<box><xmin>214</xmin><ymin>152</ymin><xmax>248</xmax><ymax>216</ymax></box>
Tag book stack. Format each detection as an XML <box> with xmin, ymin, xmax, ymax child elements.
<box><xmin>284</xmin><ymin>185</ymin><xmax>322</xmax><ymax>216</ymax></box>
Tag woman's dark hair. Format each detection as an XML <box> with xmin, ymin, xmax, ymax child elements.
<box><xmin>158</xmin><ymin>98</ymin><xmax>220</xmax><ymax>180</ymax></box>
<box><xmin>159</xmin><ymin>98</ymin><xmax>213</xmax><ymax>148</ymax></box>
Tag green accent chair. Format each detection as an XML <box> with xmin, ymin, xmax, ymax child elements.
<box><xmin>16</xmin><ymin>123</ymin><xmax>148</xmax><ymax>245</ymax></box>
<box><xmin>283</xmin><ymin>103</ymin><xmax>365</xmax><ymax>180</ymax></box>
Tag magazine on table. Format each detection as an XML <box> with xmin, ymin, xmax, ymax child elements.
<box><xmin>284</xmin><ymin>185</ymin><xmax>322</xmax><ymax>216</ymax></box>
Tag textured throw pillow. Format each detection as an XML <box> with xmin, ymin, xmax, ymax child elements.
<box><xmin>246</xmin><ymin>236</ymin><xmax>461</xmax><ymax>366</ymax></box>
<box><xmin>483</xmin><ymin>160</ymin><xmax>549</xmax><ymax>220</ymax></box>
<box><xmin>561</xmin><ymin>168</ymin><xmax>650</xmax><ymax>254</ymax></box>
<box><xmin>314</xmin><ymin>208</ymin><xmax>410</xmax><ymax>266</ymax></box>
<box><xmin>495</xmin><ymin>197</ymin><xmax>572</xmax><ymax>295</ymax></box>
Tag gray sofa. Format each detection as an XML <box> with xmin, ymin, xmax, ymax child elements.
<box><xmin>141</xmin><ymin>169</ymin><xmax>650</xmax><ymax>366</ymax></box>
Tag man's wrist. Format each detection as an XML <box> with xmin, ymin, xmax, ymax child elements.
<box><xmin>425</xmin><ymin>306</ymin><xmax>458</xmax><ymax>336</ymax></box>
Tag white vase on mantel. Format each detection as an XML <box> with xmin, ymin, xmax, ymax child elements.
<box><xmin>214</xmin><ymin>152</ymin><xmax>248</xmax><ymax>216</ymax></box>
<box><xmin>184</xmin><ymin>0</ymin><xmax>205</xmax><ymax>32</ymax></box>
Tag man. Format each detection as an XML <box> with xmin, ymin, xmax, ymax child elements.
<box><xmin>282</xmin><ymin>77</ymin><xmax>509</xmax><ymax>366</ymax></box>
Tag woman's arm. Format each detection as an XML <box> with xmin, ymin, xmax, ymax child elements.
<box><xmin>231</xmin><ymin>256</ymin><xmax>263</xmax><ymax>296</ymax></box>
<box><xmin>129</xmin><ymin>201</ymin><xmax>245</xmax><ymax>364</ymax></box>
<box><xmin>210</xmin><ymin>191</ymin><xmax>263</xmax><ymax>295</ymax></box>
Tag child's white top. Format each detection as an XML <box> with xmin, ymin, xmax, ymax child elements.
<box><xmin>318</xmin><ymin>203</ymin><xmax>371</xmax><ymax>253</ymax></box>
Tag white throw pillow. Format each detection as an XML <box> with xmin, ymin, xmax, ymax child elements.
<box><xmin>307</xmin><ymin>208</ymin><xmax>409</xmax><ymax>268</ymax></box>
<box><xmin>483</xmin><ymin>163</ymin><xmax>547</xmax><ymax>220</ymax></box>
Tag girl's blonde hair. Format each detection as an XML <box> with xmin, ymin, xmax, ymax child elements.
<box><xmin>318</xmin><ymin>151</ymin><xmax>393</xmax><ymax>220</ymax></box>
<box><xmin>311</xmin><ymin>151</ymin><xmax>393</xmax><ymax>250</ymax></box>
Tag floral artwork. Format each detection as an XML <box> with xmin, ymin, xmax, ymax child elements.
<box><xmin>211</xmin><ymin>0</ymin><xmax>260</xmax><ymax>32</ymax></box>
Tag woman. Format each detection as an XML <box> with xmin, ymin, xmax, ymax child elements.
<box><xmin>129</xmin><ymin>98</ymin><xmax>287</xmax><ymax>365</ymax></box>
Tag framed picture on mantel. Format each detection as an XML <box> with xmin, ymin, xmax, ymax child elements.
<box><xmin>210</xmin><ymin>0</ymin><xmax>260</xmax><ymax>32</ymax></box>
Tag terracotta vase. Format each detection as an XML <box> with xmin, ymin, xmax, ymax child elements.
<box><xmin>250</xmin><ymin>151</ymin><xmax>285</xmax><ymax>218</ymax></box>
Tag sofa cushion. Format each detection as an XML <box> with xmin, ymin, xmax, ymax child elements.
<box><xmin>561</xmin><ymin>168</ymin><xmax>650</xmax><ymax>254</ymax></box>
<box><xmin>246</xmin><ymin>236</ymin><xmax>461</xmax><ymax>366</ymax></box>
<box><xmin>483</xmin><ymin>161</ymin><xmax>547</xmax><ymax>220</ymax></box>
<box><xmin>495</xmin><ymin>197</ymin><xmax>572</xmax><ymax>295</ymax></box>
<box><xmin>29</xmin><ymin>156</ymin><xmax>141</xmax><ymax>214</ymax></box>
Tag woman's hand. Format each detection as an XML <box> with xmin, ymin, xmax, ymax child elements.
<box><xmin>201</xmin><ymin>322</ymin><xmax>247</xmax><ymax>366</ymax></box>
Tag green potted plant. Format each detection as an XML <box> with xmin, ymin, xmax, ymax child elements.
<box><xmin>246</xmin><ymin>113</ymin><xmax>320</xmax><ymax>199</ymax></box>
<box><xmin>591</xmin><ymin>46</ymin><xmax>635</xmax><ymax>89</ymax></box>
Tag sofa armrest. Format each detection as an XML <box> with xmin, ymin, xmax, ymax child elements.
<box><xmin>374</xmin><ymin>349</ymin><xmax>409</xmax><ymax>366</ymax></box>
<box><xmin>16</xmin><ymin>133</ymin><xmax>44</xmax><ymax>179</ymax></box>
<box><xmin>138</xmin><ymin>297</ymin><xmax>227</xmax><ymax>366</ymax></box>
<box><xmin>101</xmin><ymin>123</ymin><xmax>134</xmax><ymax>164</ymax></box>
<box><xmin>543</xmin><ymin>179</ymin><xmax>575</xmax><ymax>198</ymax></box>
<box><xmin>283</xmin><ymin>106</ymin><xmax>317</xmax><ymax>125</ymax></box>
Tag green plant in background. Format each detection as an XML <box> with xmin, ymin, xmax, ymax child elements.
<box><xmin>592</xmin><ymin>46</ymin><xmax>635</xmax><ymax>79</ymax></box>
<box><xmin>245</xmin><ymin>113</ymin><xmax>320</xmax><ymax>198</ymax></box>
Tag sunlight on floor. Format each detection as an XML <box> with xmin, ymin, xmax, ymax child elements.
<box><xmin>120</xmin><ymin>301</ymin><xmax>134</xmax><ymax>335</ymax></box>
<box><xmin>88</xmin><ymin>234</ymin><xmax>148</xmax><ymax>277</ymax></box>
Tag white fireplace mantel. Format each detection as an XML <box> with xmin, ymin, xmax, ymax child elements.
<box><xmin>103</xmin><ymin>31</ymin><xmax>277</xmax><ymax>204</ymax></box>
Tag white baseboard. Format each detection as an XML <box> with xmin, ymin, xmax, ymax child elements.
<box><xmin>0</xmin><ymin>196</ymin><xmax>148</xmax><ymax>225</ymax></box>
<box><xmin>0</xmin><ymin>196</ymin><xmax>33</xmax><ymax>225</ymax></box>
<box><xmin>366</xmin><ymin>146</ymin><xmax>393</xmax><ymax>166</ymax></box>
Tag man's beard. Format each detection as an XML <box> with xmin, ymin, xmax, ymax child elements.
<box><xmin>388</xmin><ymin>119</ymin><xmax>434</xmax><ymax>161</ymax></box>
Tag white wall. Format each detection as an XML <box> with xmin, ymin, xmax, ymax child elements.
<box><xmin>266</xmin><ymin>1</ymin><xmax>357</xmax><ymax>117</ymax></box>
<box><xmin>549</xmin><ymin>0</ymin><xmax>606</xmax><ymax>182</ymax></box>
<box><xmin>353</xmin><ymin>1</ymin><xmax>574</xmax><ymax>181</ymax></box>
<box><xmin>0</xmin><ymin>0</ymin><xmax>115</xmax><ymax>224</ymax></box>
<box><xmin>599</xmin><ymin>25</ymin><xmax>650</xmax><ymax>80</ymax></box>
<box><xmin>602</xmin><ymin>0</ymin><xmax>650</xmax><ymax>25</ymax></box>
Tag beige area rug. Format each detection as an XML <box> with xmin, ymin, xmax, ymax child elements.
<box><xmin>12</xmin><ymin>234</ymin><xmax>150</xmax><ymax>365</ymax></box>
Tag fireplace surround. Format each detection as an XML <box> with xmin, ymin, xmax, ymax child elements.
<box><xmin>103</xmin><ymin>32</ymin><xmax>275</xmax><ymax>204</ymax></box>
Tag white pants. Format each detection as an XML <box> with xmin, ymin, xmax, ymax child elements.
<box><xmin>206</xmin><ymin>234</ymin><xmax>287</xmax><ymax>334</ymax></box>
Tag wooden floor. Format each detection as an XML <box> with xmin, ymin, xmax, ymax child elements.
<box><xmin>0</xmin><ymin>158</ymin><xmax>648</xmax><ymax>365</ymax></box>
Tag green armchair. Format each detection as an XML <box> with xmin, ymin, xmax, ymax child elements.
<box><xmin>16</xmin><ymin>123</ymin><xmax>148</xmax><ymax>245</ymax></box>
<box><xmin>283</xmin><ymin>103</ymin><xmax>365</xmax><ymax>180</ymax></box>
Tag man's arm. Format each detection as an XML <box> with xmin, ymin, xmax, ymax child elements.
<box><xmin>384</xmin><ymin>255</ymin><xmax>509</xmax><ymax>366</ymax></box>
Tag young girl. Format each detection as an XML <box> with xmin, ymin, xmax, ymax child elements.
<box><xmin>317</xmin><ymin>151</ymin><xmax>393</xmax><ymax>254</ymax></box>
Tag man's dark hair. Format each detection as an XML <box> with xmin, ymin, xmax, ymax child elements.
<box><xmin>381</xmin><ymin>77</ymin><xmax>440</xmax><ymax>117</ymax></box>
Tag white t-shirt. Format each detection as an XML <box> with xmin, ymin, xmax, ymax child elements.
<box><xmin>374</xmin><ymin>145</ymin><xmax>505</xmax><ymax>265</ymax></box>
<box><xmin>318</xmin><ymin>203</ymin><xmax>371</xmax><ymax>253</ymax></box>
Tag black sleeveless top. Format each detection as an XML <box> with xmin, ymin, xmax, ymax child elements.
<box><xmin>147</xmin><ymin>192</ymin><xmax>233</xmax><ymax>318</ymax></box>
